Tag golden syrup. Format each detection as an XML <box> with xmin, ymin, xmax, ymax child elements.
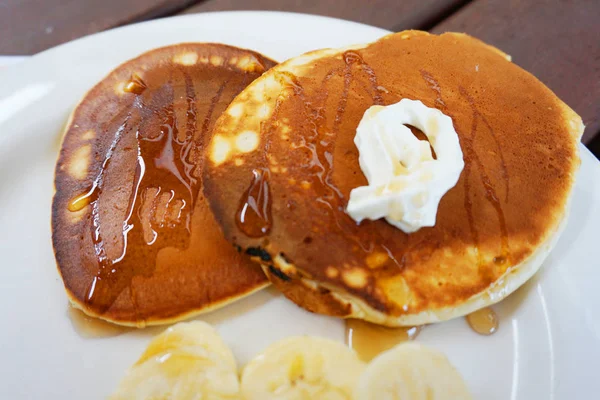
<box><xmin>466</xmin><ymin>307</ymin><xmax>498</xmax><ymax>335</ymax></box>
<box><xmin>67</xmin><ymin>306</ymin><xmax>129</xmax><ymax>338</ymax></box>
<box><xmin>236</xmin><ymin>169</ymin><xmax>272</xmax><ymax>237</ymax></box>
<box><xmin>123</xmin><ymin>73</ymin><xmax>147</xmax><ymax>95</ymax></box>
<box><xmin>458</xmin><ymin>86</ymin><xmax>510</xmax><ymax>261</ymax></box>
<box><xmin>420</xmin><ymin>69</ymin><xmax>446</xmax><ymax>109</ymax></box>
<box><xmin>343</xmin><ymin>50</ymin><xmax>384</xmax><ymax>105</ymax></box>
<box><xmin>83</xmin><ymin>99</ymin><xmax>198</xmax><ymax>312</ymax></box>
<box><xmin>67</xmin><ymin>183</ymin><xmax>99</xmax><ymax>212</ymax></box>
<box><xmin>345</xmin><ymin>319</ymin><xmax>421</xmax><ymax>362</ymax></box>
<box><xmin>60</xmin><ymin>54</ymin><xmax>273</xmax><ymax>318</ymax></box>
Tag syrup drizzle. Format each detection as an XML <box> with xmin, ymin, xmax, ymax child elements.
<box><xmin>233</xmin><ymin>73</ymin><xmax>287</xmax><ymax>239</ymax></box>
<box><xmin>67</xmin><ymin>306</ymin><xmax>129</xmax><ymax>338</ymax></box>
<box><xmin>418</xmin><ymin>69</ymin><xmax>511</xmax><ymax>270</ymax></box>
<box><xmin>67</xmin><ymin>67</ymin><xmax>237</xmax><ymax>316</ymax></box>
<box><xmin>420</xmin><ymin>69</ymin><xmax>509</xmax><ymax>202</ymax></box>
<box><xmin>459</xmin><ymin>87</ymin><xmax>510</xmax><ymax>201</ymax></box>
<box><xmin>180</xmin><ymin>70</ymin><xmax>199</xmax><ymax>183</ymax></box>
<box><xmin>236</xmin><ymin>169</ymin><xmax>272</xmax><ymax>238</ymax></box>
<box><xmin>67</xmin><ymin>182</ymin><xmax>99</xmax><ymax>212</ymax></box>
<box><xmin>123</xmin><ymin>73</ymin><xmax>147</xmax><ymax>95</ymax></box>
<box><xmin>288</xmin><ymin>52</ymin><xmax>385</xmax><ymax>214</ymax></box>
<box><xmin>199</xmin><ymin>78</ymin><xmax>230</xmax><ymax>153</ymax></box>
<box><xmin>85</xmin><ymin>91</ymin><xmax>198</xmax><ymax>312</ymax></box>
<box><xmin>283</xmin><ymin>51</ymin><xmax>403</xmax><ymax>265</ymax></box>
<box><xmin>343</xmin><ymin>51</ymin><xmax>385</xmax><ymax>106</ymax></box>
<box><xmin>334</xmin><ymin>52</ymin><xmax>404</xmax><ymax>263</ymax></box>
<box><xmin>346</xmin><ymin>319</ymin><xmax>421</xmax><ymax>362</ymax></box>
<box><xmin>458</xmin><ymin>86</ymin><xmax>511</xmax><ymax>268</ymax></box>
<box><xmin>466</xmin><ymin>307</ymin><xmax>498</xmax><ymax>335</ymax></box>
<box><xmin>294</xmin><ymin>51</ymin><xmax>385</xmax><ymax>215</ymax></box>
<box><xmin>420</xmin><ymin>70</ymin><xmax>446</xmax><ymax>109</ymax></box>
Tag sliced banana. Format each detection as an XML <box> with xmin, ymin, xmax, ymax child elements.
<box><xmin>355</xmin><ymin>342</ymin><xmax>471</xmax><ymax>400</ymax></box>
<box><xmin>110</xmin><ymin>321</ymin><xmax>240</xmax><ymax>400</ymax></box>
<box><xmin>241</xmin><ymin>336</ymin><xmax>365</xmax><ymax>400</ymax></box>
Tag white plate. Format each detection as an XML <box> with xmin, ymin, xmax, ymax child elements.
<box><xmin>0</xmin><ymin>11</ymin><xmax>598</xmax><ymax>399</ymax></box>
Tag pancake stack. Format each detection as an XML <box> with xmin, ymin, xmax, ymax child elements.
<box><xmin>202</xmin><ymin>31</ymin><xmax>583</xmax><ymax>326</ymax></box>
<box><xmin>52</xmin><ymin>43</ymin><xmax>276</xmax><ymax>326</ymax></box>
<box><xmin>53</xmin><ymin>31</ymin><xmax>583</xmax><ymax>329</ymax></box>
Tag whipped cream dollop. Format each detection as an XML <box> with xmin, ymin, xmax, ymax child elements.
<box><xmin>346</xmin><ymin>99</ymin><xmax>464</xmax><ymax>233</ymax></box>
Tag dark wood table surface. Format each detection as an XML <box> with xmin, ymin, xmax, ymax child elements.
<box><xmin>1</xmin><ymin>0</ymin><xmax>599</xmax><ymax>157</ymax></box>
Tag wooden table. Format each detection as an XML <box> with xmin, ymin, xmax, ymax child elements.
<box><xmin>2</xmin><ymin>0</ymin><xmax>598</xmax><ymax>156</ymax></box>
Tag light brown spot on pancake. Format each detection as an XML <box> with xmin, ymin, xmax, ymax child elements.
<box><xmin>250</xmin><ymin>88</ymin><xmax>265</xmax><ymax>102</ymax></box>
<box><xmin>229</xmin><ymin>57</ymin><xmax>238</xmax><ymax>65</ymax></box>
<box><xmin>81</xmin><ymin>130</ymin><xmax>95</xmax><ymax>140</ymax></box>
<box><xmin>366</xmin><ymin>252</ymin><xmax>389</xmax><ymax>269</ymax></box>
<box><xmin>228</xmin><ymin>103</ymin><xmax>244</xmax><ymax>118</ymax></box>
<box><xmin>237</xmin><ymin>56</ymin><xmax>251</xmax><ymax>68</ymax></box>
<box><xmin>211</xmin><ymin>135</ymin><xmax>232</xmax><ymax>165</ymax></box>
<box><xmin>66</xmin><ymin>208</ymin><xmax>85</xmax><ymax>223</ymax></box>
<box><xmin>68</xmin><ymin>145</ymin><xmax>91</xmax><ymax>180</ymax></box>
<box><xmin>379</xmin><ymin>276</ymin><xmax>411</xmax><ymax>310</ymax></box>
<box><xmin>280</xmin><ymin>125</ymin><xmax>291</xmax><ymax>140</ymax></box>
<box><xmin>257</xmin><ymin>104</ymin><xmax>271</xmax><ymax>118</ymax></box>
<box><xmin>301</xmin><ymin>181</ymin><xmax>311</xmax><ymax>189</ymax></box>
<box><xmin>467</xmin><ymin>246</ymin><xmax>479</xmax><ymax>257</ymax></box>
<box><xmin>114</xmin><ymin>81</ymin><xmax>126</xmax><ymax>95</ymax></box>
<box><xmin>238</xmin><ymin>56</ymin><xmax>265</xmax><ymax>73</ymax></box>
<box><xmin>173</xmin><ymin>52</ymin><xmax>198</xmax><ymax>66</ymax></box>
<box><xmin>264</xmin><ymin>77</ymin><xmax>282</xmax><ymax>92</ymax></box>
<box><xmin>235</xmin><ymin>130</ymin><xmax>259</xmax><ymax>153</ymax></box>
<box><xmin>210</xmin><ymin>55</ymin><xmax>224</xmax><ymax>66</ymax></box>
<box><xmin>342</xmin><ymin>268</ymin><xmax>368</xmax><ymax>289</ymax></box>
<box><xmin>326</xmin><ymin>266</ymin><xmax>339</xmax><ymax>278</ymax></box>
<box><xmin>234</xmin><ymin>158</ymin><xmax>244</xmax><ymax>166</ymax></box>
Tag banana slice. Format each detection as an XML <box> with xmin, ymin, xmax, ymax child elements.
<box><xmin>241</xmin><ymin>336</ymin><xmax>365</xmax><ymax>400</ymax></box>
<box><xmin>355</xmin><ymin>342</ymin><xmax>471</xmax><ymax>400</ymax></box>
<box><xmin>111</xmin><ymin>321</ymin><xmax>240</xmax><ymax>400</ymax></box>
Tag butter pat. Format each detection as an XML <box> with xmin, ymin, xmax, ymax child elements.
<box><xmin>346</xmin><ymin>99</ymin><xmax>464</xmax><ymax>233</ymax></box>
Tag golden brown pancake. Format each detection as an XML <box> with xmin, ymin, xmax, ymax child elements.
<box><xmin>202</xmin><ymin>31</ymin><xmax>583</xmax><ymax>326</ymax></box>
<box><xmin>52</xmin><ymin>43</ymin><xmax>277</xmax><ymax>327</ymax></box>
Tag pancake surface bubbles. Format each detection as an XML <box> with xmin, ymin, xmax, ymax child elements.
<box><xmin>203</xmin><ymin>31</ymin><xmax>583</xmax><ymax>326</ymax></box>
<box><xmin>52</xmin><ymin>43</ymin><xmax>277</xmax><ymax>326</ymax></box>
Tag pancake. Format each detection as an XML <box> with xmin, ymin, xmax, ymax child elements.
<box><xmin>52</xmin><ymin>43</ymin><xmax>277</xmax><ymax>327</ymax></box>
<box><xmin>202</xmin><ymin>31</ymin><xmax>584</xmax><ymax>326</ymax></box>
